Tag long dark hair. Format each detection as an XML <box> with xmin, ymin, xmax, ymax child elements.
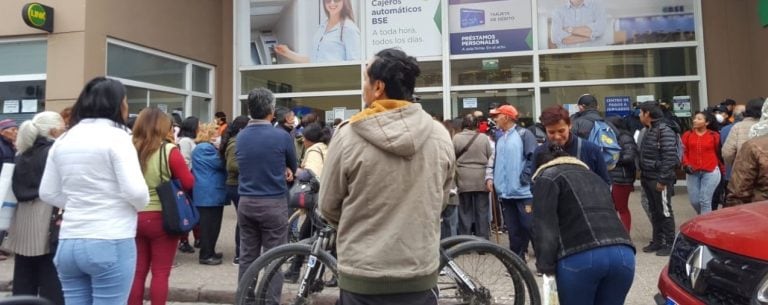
<box><xmin>220</xmin><ymin>115</ymin><xmax>250</xmax><ymax>163</ymax></box>
<box><xmin>695</xmin><ymin>111</ymin><xmax>720</xmax><ymax>132</ymax></box>
<box><xmin>69</xmin><ymin>77</ymin><xmax>127</xmax><ymax>129</ymax></box>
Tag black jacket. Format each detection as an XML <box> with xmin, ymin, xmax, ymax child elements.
<box><xmin>571</xmin><ymin>109</ymin><xmax>603</xmax><ymax>139</ymax></box>
<box><xmin>532</xmin><ymin>157</ymin><xmax>634</xmax><ymax>275</ymax></box>
<box><xmin>609</xmin><ymin>131</ymin><xmax>638</xmax><ymax>185</ymax></box>
<box><xmin>639</xmin><ymin>120</ymin><xmax>679</xmax><ymax>185</ymax></box>
<box><xmin>0</xmin><ymin>136</ymin><xmax>15</xmax><ymax>168</ymax></box>
<box><xmin>12</xmin><ymin>137</ymin><xmax>53</xmax><ymax>202</ymax></box>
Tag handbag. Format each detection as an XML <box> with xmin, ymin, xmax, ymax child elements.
<box><xmin>156</xmin><ymin>143</ymin><xmax>199</xmax><ymax>235</ymax></box>
<box><xmin>288</xmin><ymin>168</ymin><xmax>320</xmax><ymax>210</ymax></box>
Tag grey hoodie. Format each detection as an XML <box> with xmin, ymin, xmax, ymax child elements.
<box><xmin>319</xmin><ymin>101</ymin><xmax>455</xmax><ymax>295</ymax></box>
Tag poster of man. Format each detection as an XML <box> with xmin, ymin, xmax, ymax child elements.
<box><xmin>538</xmin><ymin>0</ymin><xmax>695</xmax><ymax>50</ymax></box>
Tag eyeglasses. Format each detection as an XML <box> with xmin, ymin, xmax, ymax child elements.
<box><xmin>324</xmin><ymin>0</ymin><xmax>342</xmax><ymax>3</ymax></box>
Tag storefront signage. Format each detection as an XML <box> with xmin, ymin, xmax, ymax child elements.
<box><xmin>672</xmin><ymin>96</ymin><xmax>692</xmax><ymax>118</ymax></box>
<box><xmin>637</xmin><ymin>95</ymin><xmax>655</xmax><ymax>103</ymax></box>
<box><xmin>482</xmin><ymin>59</ymin><xmax>499</xmax><ymax>70</ymax></box>
<box><xmin>22</xmin><ymin>3</ymin><xmax>54</xmax><ymax>33</ymax></box>
<box><xmin>537</xmin><ymin>0</ymin><xmax>695</xmax><ymax>50</ymax></box>
<box><xmin>760</xmin><ymin>0</ymin><xmax>768</xmax><ymax>27</ymax></box>
<box><xmin>463</xmin><ymin>97</ymin><xmax>478</xmax><ymax>108</ymax></box>
<box><xmin>3</xmin><ymin>100</ymin><xmax>20</xmax><ymax>114</ymax></box>
<box><xmin>366</xmin><ymin>0</ymin><xmax>442</xmax><ymax>57</ymax></box>
<box><xmin>604</xmin><ymin>96</ymin><xmax>631</xmax><ymax>117</ymax></box>
<box><xmin>449</xmin><ymin>0</ymin><xmax>533</xmax><ymax>54</ymax></box>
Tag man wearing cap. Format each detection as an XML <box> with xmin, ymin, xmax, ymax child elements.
<box><xmin>0</xmin><ymin>119</ymin><xmax>17</xmax><ymax>167</ymax></box>
<box><xmin>571</xmin><ymin>94</ymin><xmax>617</xmax><ymax>139</ymax></box>
<box><xmin>0</xmin><ymin>118</ymin><xmax>16</xmax><ymax>260</ymax></box>
<box><xmin>485</xmin><ymin>105</ymin><xmax>538</xmax><ymax>258</ymax></box>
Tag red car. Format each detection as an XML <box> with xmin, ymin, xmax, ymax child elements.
<box><xmin>656</xmin><ymin>202</ymin><xmax>768</xmax><ymax>305</ymax></box>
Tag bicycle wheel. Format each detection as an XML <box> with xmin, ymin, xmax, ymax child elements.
<box><xmin>438</xmin><ymin>241</ymin><xmax>541</xmax><ymax>305</ymax></box>
<box><xmin>440</xmin><ymin>235</ymin><xmax>488</xmax><ymax>250</ymax></box>
<box><xmin>236</xmin><ymin>243</ymin><xmax>338</xmax><ymax>305</ymax></box>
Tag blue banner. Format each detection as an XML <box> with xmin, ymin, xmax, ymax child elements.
<box><xmin>604</xmin><ymin>96</ymin><xmax>632</xmax><ymax>118</ymax></box>
<box><xmin>450</xmin><ymin>29</ymin><xmax>532</xmax><ymax>54</ymax></box>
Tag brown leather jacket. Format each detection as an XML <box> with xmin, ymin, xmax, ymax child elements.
<box><xmin>726</xmin><ymin>135</ymin><xmax>768</xmax><ymax>206</ymax></box>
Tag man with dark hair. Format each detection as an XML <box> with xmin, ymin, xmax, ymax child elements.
<box><xmin>214</xmin><ymin>111</ymin><xmax>228</xmax><ymax>137</ymax></box>
<box><xmin>235</xmin><ymin>88</ymin><xmax>297</xmax><ymax>280</ymax></box>
<box><xmin>723</xmin><ymin>98</ymin><xmax>765</xmax><ymax>167</ymax></box>
<box><xmin>638</xmin><ymin>101</ymin><xmax>678</xmax><ymax>256</ymax></box>
<box><xmin>571</xmin><ymin>93</ymin><xmax>614</xmax><ymax>139</ymax></box>
<box><xmin>319</xmin><ymin>48</ymin><xmax>454</xmax><ymax>305</ymax></box>
<box><xmin>531</xmin><ymin>105</ymin><xmax>610</xmax><ymax>184</ymax></box>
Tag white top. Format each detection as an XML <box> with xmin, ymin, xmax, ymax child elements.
<box><xmin>40</xmin><ymin>118</ymin><xmax>149</xmax><ymax>240</ymax></box>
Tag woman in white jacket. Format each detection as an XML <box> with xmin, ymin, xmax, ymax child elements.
<box><xmin>39</xmin><ymin>77</ymin><xmax>149</xmax><ymax>305</ymax></box>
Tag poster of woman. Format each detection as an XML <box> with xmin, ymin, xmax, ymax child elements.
<box><xmin>246</xmin><ymin>0</ymin><xmax>362</xmax><ymax>65</ymax></box>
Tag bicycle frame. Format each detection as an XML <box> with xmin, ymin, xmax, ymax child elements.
<box><xmin>440</xmin><ymin>246</ymin><xmax>480</xmax><ymax>293</ymax></box>
<box><xmin>295</xmin><ymin>225</ymin><xmax>335</xmax><ymax>300</ymax></box>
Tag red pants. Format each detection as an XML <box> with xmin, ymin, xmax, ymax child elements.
<box><xmin>129</xmin><ymin>212</ymin><xmax>178</xmax><ymax>305</ymax></box>
<box><xmin>611</xmin><ymin>184</ymin><xmax>634</xmax><ymax>233</ymax></box>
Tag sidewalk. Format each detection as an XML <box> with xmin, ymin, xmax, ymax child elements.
<box><xmin>0</xmin><ymin>187</ymin><xmax>698</xmax><ymax>304</ymax></box>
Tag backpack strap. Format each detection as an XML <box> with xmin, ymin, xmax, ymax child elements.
<box><xmin>576</xmin><ymin>137</ymin><xmax>582</xmax><ymax>160</ymax></box>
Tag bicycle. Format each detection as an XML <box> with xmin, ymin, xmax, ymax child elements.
<box><xmin>236</xmin><ymin>227</ymin><xmax>540</xmax><ymax>305</ymax></box>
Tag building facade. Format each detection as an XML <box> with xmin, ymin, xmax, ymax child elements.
<box><xmin>0</xmin><ymin>0</ymin><xmax>765</xmax><ymax>124</ymax></box>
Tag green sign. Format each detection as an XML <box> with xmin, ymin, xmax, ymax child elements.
<box><xmin>22</xmin><ymin>3</ymin><xmax>54</xmax><ymax>33</ymax></box>
<box><xmin>482</xmin><ymin>59</ymin><xmax>499</xmax><ymax>71</ymax></box>
<box><xmin>760</xmin><ymin>0</ymin><xmax>768</xmax><ymax>27</ymax></box>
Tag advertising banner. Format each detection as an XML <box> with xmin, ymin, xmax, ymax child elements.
<box><xmin>247</xmin><ymin>0</ymin><xmax>362</xmax><ymax>65</ymax></box>
<box><xmin>366</xmin><ymin>0</ymin><xmax>443</xmax><ymax>57</ymax></box>
<box><xmin>449</xmin><ymin>0</ymin><xmax>533</xmax><ymax>54</ymax></box>
<box><xmin>537</xmin><ymin>0</ymin><xmax>695</xmax><ymax>50</ymax></box>
<box><xmin>604</xmin><ymin>96</ymin><xmax>631</xmax><ymax>117</ymax></box>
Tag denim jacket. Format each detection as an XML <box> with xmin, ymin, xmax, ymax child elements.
<box><xmin>531</xmin><ymin>156</ymin><xmax>634</xmax><ymax>274</ymax></box>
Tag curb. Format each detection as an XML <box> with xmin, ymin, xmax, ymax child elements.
<box><xmin>0</xmin><ymin>279</ymin><xmax>235</xmax><ymax>304</ymax></box>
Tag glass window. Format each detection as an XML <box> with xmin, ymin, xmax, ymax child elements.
<box><xmin>0</xmin><ymin>41</ymin><xmax>47</xmax><ymax>76</ymax></box>
<box><xmin>148</xmin><ymin>90</ymin><xmax>186</xmax><ymax>117</ymax></box>
<box><xmin>451</xmin><ymin>56</ymin><xmax>533</xmax><ymax>86</ymax></box>
<box><xmin>107</xmin><ymin>43</ymin><xmax>186</xmax><ymax>89</ymax></box>
<box><xmin>415</xmin><ymin>92</ymin><xmax>444</xmax><ymax>120</ymax></box>
<box><xmin>241</xmin><ymin>65</ymin><xmax>361</xmax><ymax>94</ymax></box>
<box><xmin>540</xmin><ymin>47</ymin><xmax>697</xmax><ymax>81</ymax></box>
<box><xmin>192</xmin><ymin>65</ymin><xmax>210</xmax><ymax>93</ymax></box>
<box><xmin>126</xmin><ymin>86</ymin><xmax>148</xmax><ymax>115</ymax></box>
<box><xmin>0</xmin><ymin>80</ymin><xmax>45</xmax><ymax>121</ymax></box>
<box><xmin>451</xmin><ymin>89</ymin><xmax>535</xmax><ymax>125</ymax></box>
<box><xmin>540</xmin><ymin>81</ymin><xmax>699</xmax><ymax>130</ymax></box>
<box><xmin>191</xmin><ymin>96</ymin><xmax>212</xmax><ymax>122</ymax></box>
<box><xmin>241</xmin><ymin>95</ymin><xmax>361</xmax><ymax>123</ymax></box>
<box><xmin>416</xmin><ymin>61</ymin><xmax>443</xmax><ymax>88</ymax></box>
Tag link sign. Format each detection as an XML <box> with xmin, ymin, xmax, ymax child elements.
<box><xmin>22</xmin><ymin>3</ymin><xmax>54</xmax><ymax>33</ymax></box>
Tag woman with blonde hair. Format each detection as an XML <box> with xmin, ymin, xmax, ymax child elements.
<box><xmin>192</xmin><ymin>123</ymin><xmax>227</xmax><ymax>265</ymax></box>
<box><xmin>128</xmin><ymin>107</ymin><xmax>194</xmax><ymax>305</ymax></box>
<box><xmin>8</xmin><ymin>111</ymin><xmax>66</xmax><ymax>305</ymax></box>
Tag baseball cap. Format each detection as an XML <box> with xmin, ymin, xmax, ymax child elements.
<box><xmin>577</xmin><ymin>94</ymin><xmax>597</xmax><ymax>107</ymax></box>
<box><xmin>0</xmin><ymin>119</ymin><xmax>17</xmax><ymax>130</ymax></box>
<box><xmin>489</xmin><ymin>105</ymin><xmax>519</xmax><ymax>120</ymax></box>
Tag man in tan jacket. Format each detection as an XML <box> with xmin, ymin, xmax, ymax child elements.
<box><xmin>319</xmin><ymin>48</ymin><xmax>455</xmax><ymax>304</ymax></box>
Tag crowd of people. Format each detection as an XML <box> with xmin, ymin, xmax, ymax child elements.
<box><xmin>0</xmin><ymin>47</ymin><xmax>766</xmax><ymax>305</ymax></box>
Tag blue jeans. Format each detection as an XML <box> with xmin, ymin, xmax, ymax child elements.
<box><xmin>499</xmin><ymin>198</ymin><xmax>532</xmax><ymax>257</ymax></box>
<box><xmin>686</xmin><ymin>168</ymin><xmax>721</xmax><ymax>214</ymax></box>
<box><xmin>54</xmin><ymin>238</ymin><xmax>136</xmax><ymax>305</ymax></box>
<box><xmin>556</xmin><ymin>245</ymin><xmax>635</xmax><ymax>305</ymax></box>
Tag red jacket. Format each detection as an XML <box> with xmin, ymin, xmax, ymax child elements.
<box><xmin>681</xmin><ymin>130</ymin><xmax>725</xmax><ymax>174</ymax></box>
